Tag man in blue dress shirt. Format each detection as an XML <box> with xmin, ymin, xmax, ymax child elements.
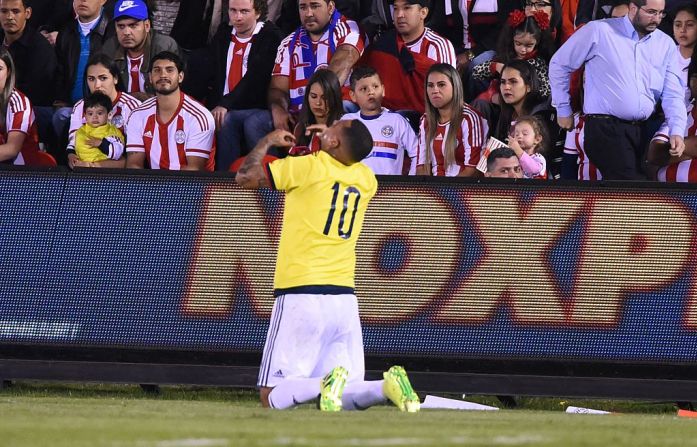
<box><xmin>549</xmin><ymin>0</ymin><xmax>686</xmax><ymax>180</ymax></box>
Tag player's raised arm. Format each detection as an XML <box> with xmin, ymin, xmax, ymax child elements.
<box><xmin>235</xmin><ymin>130</ymin><xmax>296</xmax><ymax>189</ymax></box>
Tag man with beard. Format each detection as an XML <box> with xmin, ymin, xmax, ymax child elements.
<box><xmin>101</xmin><ymin>0</ymin><xmax>179</xmax><ymax>101</ymax></box>
<box><xmin>125</xmin><ymin>51</ymin><xmax>215</xmax><ymax>171</ymax></box>
<box><xmin>550</xmin><ymin>0</ymin><xmax>686</xmax><ymax>180</ymax></box>
<box><xmin>248</xmin><ymin>0</ymin><xmax>364</xmax><ymax>137</ymax></box>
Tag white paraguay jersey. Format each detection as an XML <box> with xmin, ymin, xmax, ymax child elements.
<box><xmin>342</xmin><ymin>108</ymin><xmax>417</xmax><ymax>175</ymax></box>
<box><xmin>126</xmin><ymin>92</ymin><xmax>215</xmax><ymax>170</ymax></box>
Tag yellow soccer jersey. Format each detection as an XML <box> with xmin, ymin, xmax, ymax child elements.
<box><xmin>267</xmin><ymin>150</ymin><xmax>378</xmax><ymax>293</ymax></box>
<box><xmin>75</xmin><ymin>123</ymin><xmax>124</xmax><ymax>162</ymax></box>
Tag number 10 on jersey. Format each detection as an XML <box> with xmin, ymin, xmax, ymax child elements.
<box><xmin>323</xmin><ymin>182</ymin><xmax>361</xmax><ymax>239</ymax></box>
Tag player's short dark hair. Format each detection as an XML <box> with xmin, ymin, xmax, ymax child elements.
<box><xmin>83</xmin><ymin>92</ymin><xmax>113</xmax><ymax>113</ymax></box>
<box><xmin>342</xmin><ymin>120</ymin><xmax>373</xmax><ymax>163</ymax></box>
<box><xmin>150</xmin><ymin>51</ymin><xmax>185</xmax><ymax>73</ymax></box>
<box><xmin>349</xmin><ymin>66</ymin><xmax>381</xmax><ymax>90</ymax></box>
<box><xmin>629</xmin><ymin>0</ymin><xmax>646</xmax><ymax>7</ymax></box>
<box><xmin>487</xmin><ymin>147</ymin><xmax>517</xmax><ymax>171</ymax></box>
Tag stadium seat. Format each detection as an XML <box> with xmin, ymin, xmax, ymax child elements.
<box><xmin>26</xmin><ymin>151</ymin><xmax>57</xmax><ymax>167</ymax></box>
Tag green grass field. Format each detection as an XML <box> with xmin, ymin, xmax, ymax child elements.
<box><xmin>2</xmin><ymin>383</ymin><xmax>697</xmax><ymax>446</ymax></box>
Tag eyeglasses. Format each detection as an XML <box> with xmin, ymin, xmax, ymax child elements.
<box><xmin>525</xmin><ymin>1</ymin><xmax>552</xmax><ymax>9</ymax></box>
<box><xmin>639</xmin><ymin>6</ymin><xmax>667</xmax><ymax>18</ymax></box>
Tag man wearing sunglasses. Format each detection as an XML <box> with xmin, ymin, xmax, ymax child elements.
<box><xmin>550</xmin><ymin>0</ymin><xmax>686</xmax><ymax>180</ymax></box>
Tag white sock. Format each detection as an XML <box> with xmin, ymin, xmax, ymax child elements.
<box><xmin>342</xmin><ymin>380</ymin><xmax>386</xmax><ymax>410</ymax></box>
<box><xmin>268</xmin><ymin>378</ymin><xmax>321</xmax><ymax>409</ymax></box>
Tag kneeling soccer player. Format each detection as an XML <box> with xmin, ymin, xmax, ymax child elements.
<box><xmin>235</xmin><ymin>119</ymin><xmax>420</xmax><ymax>412</ymax></box>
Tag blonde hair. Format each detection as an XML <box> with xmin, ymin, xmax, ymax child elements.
<box><xmin>514</xmin><ymin>115</ymin><xmax>548</xmax><ymax>155</ymax></box>
<box><xmin>424</xmin><ymin>64</ymin><xmax>465</xmax><ymax>171</ymax></box>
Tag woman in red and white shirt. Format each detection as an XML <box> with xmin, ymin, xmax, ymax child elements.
<box><xmin>67</xmin><ymin>54</ymin><xmax>141</xmax><ymax>168</ymax></box>
<box><xmin>0</xmin><ymin>48</ymin><xmax>41</xmax><ymax>166</ymax></box>
<box><xmin>417</xmin><ymin>63</ymin><xmax>488</xmax><ymax>177</ymax></box>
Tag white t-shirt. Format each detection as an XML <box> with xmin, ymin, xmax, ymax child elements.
<box><xmin>342</xmin><ymin>108</ymin><xmax>418</xmax><ymax>175</ymax></box>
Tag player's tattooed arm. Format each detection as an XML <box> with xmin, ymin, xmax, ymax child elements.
<box><xmin>235</xmin><ymin>130</ymin><xmax>296</xmax><ymax>189</ymax></box>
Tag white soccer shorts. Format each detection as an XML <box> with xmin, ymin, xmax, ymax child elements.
<box><xmin>257</xmin><ymin>293</ymin><xmax>366</xmax><ymax>388</ymax></box>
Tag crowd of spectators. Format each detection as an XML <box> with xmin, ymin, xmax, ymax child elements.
<box><xmin>1</xmin><ymin>0</ymin><xmax>696</xmax><ymax>182</ymax></box>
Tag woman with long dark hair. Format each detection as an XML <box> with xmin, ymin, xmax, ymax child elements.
<box><xmin>495</xmin><ymin>59</ymin><xmax>562</xmax><ymax>176</ymax></box>
<box><xmin>495</xmin><ymin>60</ymin><xmax>547</xmax><ymax>139</ymax></box>
<box><xmin>293</xmin><ymin>69</ymin><xmax>344</xmax><ymax>153</ymax></box>
<box><xmin>0</xmin><ymin>47</ymin><xmax>42</xmax><ymax>166</ymax></box>
<box><xmin>66</xmin><ymin>54</ymin><xmax>141</xmax><ymax>168</ymax></box>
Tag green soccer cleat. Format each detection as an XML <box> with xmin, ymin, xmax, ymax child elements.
<box><xmin>383</xmin><ymin>366</ymin><xmax>420</xmax><ymax>413</ymax></box>
<box><xmin>319</xmin><ymin>366</ymin><xmax>349</xmax><ymax>412</ymax></box>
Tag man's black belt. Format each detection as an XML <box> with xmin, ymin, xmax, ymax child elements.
<box><xmin>585</xmin><ymin>114</ymin><xmax>644</xmax><ymax>126</ymax></box>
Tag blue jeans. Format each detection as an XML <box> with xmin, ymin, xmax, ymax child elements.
<box><xmin>216</xmin><ymin>108</ymin><xmax>268</xmax><ymax>171</ymax></box>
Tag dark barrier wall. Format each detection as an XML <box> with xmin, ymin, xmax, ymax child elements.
<box><xmin>2</xmin><ymin>169</ymin><xmax>697</xmax><ymax>392</ymax></box>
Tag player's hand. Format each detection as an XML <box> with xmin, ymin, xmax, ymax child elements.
<box><xmin>86</xmin><ymin>137</ymin><xmax>102</xmax><ymax>148</ymax></box>
<box><xmin>271</xmin><ymin>107</ymin><xmax>295</xmax><ymax>132</ymax></box>
<box><xmin>305</xmin><ymin>124</ymin><xmax>327</xmax><ymax>136</ymax></box>
<box><xmin>493</xmin><ymin>62</ymin><xmax>504</xmax><ymax>74</ymax></box>
<box><xmin>557</xmin><ymin>115</ymin><xmax>574</xmax><ymax>131</ymax></box>
<box><xmin>212</xmin><ymin>106</ymin><xmax>227</xmax><ymax>130</ymax></box>
<box><xmin>264</xmin><ymin>129</ymin><xmax>296</xmax><ymax>148</ymax></box>
<box><xmin>670</xmin><ymin>135</ymin><xmax>685</xmax><ymax>157</ymax></box>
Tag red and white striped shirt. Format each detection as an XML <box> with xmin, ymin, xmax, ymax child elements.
<box><xmin>127</xmin><ymin>54</ymin><xmax>146</xmax><ymax>93</ymax></box>
<box><xmin>68</xmin><ymin>91</ymin><xmax>141</xmax><ymax>156</ymax></box>
<box><xmin>417</xmin><ymin>105</ymin><xmax>488</xmax><ymax>176</ymax></box>
<box><xmin>126</xmin><ymin>92</ymin><xmax>215</xmax><ymax>170</ymax></box>
<box><xmin>563</xmin><ymin>114</ymin><xmax>602</xmax><ymax>181</ymax></box>
<box><xmin>405</xmin><ymin>27</ymin><xmax>457</xmax><ymax>67</ymax></box>
<box><xmin>655</xmin><ymin>102</ymin><xmax>697</xmax><ymax>182</ymax></box>
<box><xmin>4</xmin><ymin>89</ymin><xmax>39</xmax><ymax>166</ymax></box>
<box><xmin>272</xmin><ymin>15</ymin><xmax>364</xmax><ymax>112</ymax></box>
<box><xmin>224</xmin><ymin>22</ymin><xmax>264</xmax><ymax>95</ymax></box>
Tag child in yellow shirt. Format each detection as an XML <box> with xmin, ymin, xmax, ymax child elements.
<box><xmin>74</xmin><ymin>92</ymin><xmax>124</xmax><ymax>163</ymax></box>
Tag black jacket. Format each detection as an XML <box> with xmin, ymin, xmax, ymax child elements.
<box><xmin>0</xmin><ymin>26</ymin><xmax>57</xmax><ymax>106</ymax></box>
<box><xmin>170</xmin><ymin>1</ymin><xmax>216</xmax><ymax>51</ymax></box>
<box><xmin>54</xmin><ymin>14</ymin><xmax>115</xmax><ymax>104</ymax></box>
<box><xmin>205</xmin><ymin>21</ymin><xmax>284</xmax><ymax>111</ymax></box>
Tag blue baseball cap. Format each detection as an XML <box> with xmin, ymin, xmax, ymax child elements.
<box><xmin>114</xmin><ymin>0</ymin><xmax>149</xmax><ymax>21</ymax></box>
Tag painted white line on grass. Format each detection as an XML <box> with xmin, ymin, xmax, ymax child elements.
<box><xmin>491</xmin><ymin>434</ymin><xmax>545</xmax><ymax>445</ymax></box>
<box><xmin>340</xmin><ymin>438</ymin><xmax>423</xmax><ymax>446</ymax></box>
<box><xmin>151</xmin><ymin>439</ymin><xmax>229</xmax><ymax>447</ymax></box>
<box><xmin>273</xmin><ymin>435</ymin><xmax>544</xmax><ymax>446</ymax></box>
